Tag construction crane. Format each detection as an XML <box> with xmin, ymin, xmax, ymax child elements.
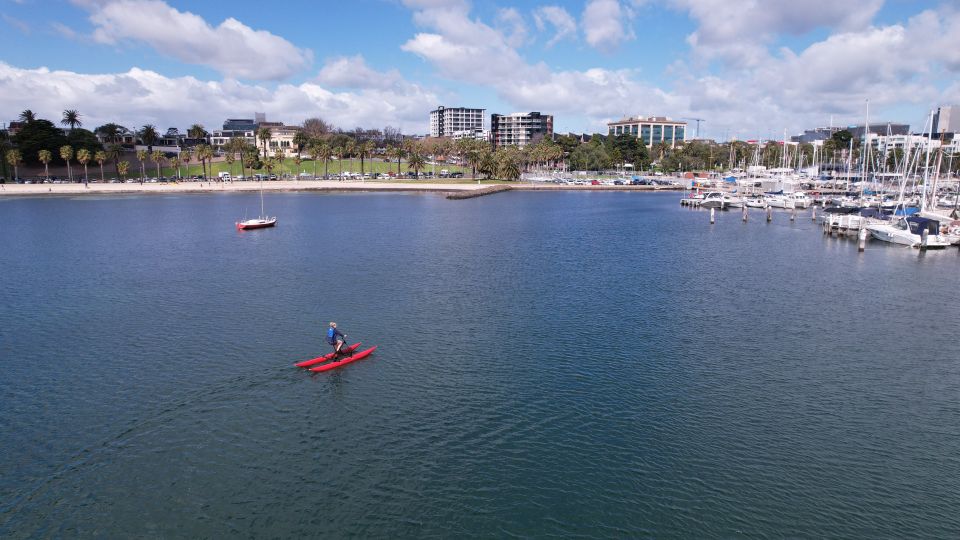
<box><xmin>683</xmin><ymin>117</ymin><xmax>706</xmax><ymax>139</ymax></box>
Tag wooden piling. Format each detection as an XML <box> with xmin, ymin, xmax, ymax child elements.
<box><xmin>858</xmin><ymin>227</ymin><xmax>866</xmax><ymax>252</ymax></box>
<box><xmin>766</xmin><ymin>206</ymin><xmax>772</xmax><ymax>222</ymax></box>
<box><xmin>710</xmin><ymin>207</ymin><xmax>715</xmax><ymax>224</ymax></box>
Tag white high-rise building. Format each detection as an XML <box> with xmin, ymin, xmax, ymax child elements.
<box><xmin>430</xmin><ymin>106</ymin><xmax>485</xmax><ymax>138</ymax></box>
<box><xmin>934</xmin><ymin>106</ymin><xmax>959</xmax><ymax>134</ymax></box>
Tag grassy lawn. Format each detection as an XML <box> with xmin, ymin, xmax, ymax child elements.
<box><xmin>159</xmin><ymin>158</ymin><xmax>469</xmax><ymax>178</ymax></box>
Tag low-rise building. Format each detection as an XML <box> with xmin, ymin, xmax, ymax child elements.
<box><xmin>491</xmin><ymin>112</ymin><xmax>553</xmax><ymax>148</ymax></box>
<box><xmin>607</xmin><ymin>116</ymin><xmax>686</xmax><ymax>147</ymax></box>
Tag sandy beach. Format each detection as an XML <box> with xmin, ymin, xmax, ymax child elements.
<box><xmin>0</xmin><ymin>180</ymin><xmax>682</xmax><ymax>197</ymax></box>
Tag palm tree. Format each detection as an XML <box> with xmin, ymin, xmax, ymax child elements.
<box><xmin>273</xmin><ymin>148</ymin><xmax>285</xmax><ymax>179</ymax></box>
<box><xmin>38</xmin><ymin>149</ymin><xmax>52</xmax><ymax>181</ymax></box>
<box><xmin>77</xmin><ymin>148</ymin><xmax>91</xmax><ymax>186</ymax></box>
<box><xmin>344</xmin><ymin>140</ymin><xmax>355</xmax><ymax>175</ymax></box>
<box><xmin>242</xmin><ymin>146</ymin><xmax>259</xmax><ymax>179</ymax></box>
<box><xmin>118</xmin><ymin>160</ymin><xmax>130</xmax><ymax>182</ymax></box>
<box><xmin>257</xmin><ymin>127</ymin><xmax>272</xmax><ymax>159</ymax></box>
<box><xmin>335</xmin><ymin>145</ymin><xmax>345</xmax><ymax>178</ymax></box>
<box><xmin>18</xmin><ymin>110</ymin><xmax>36</xmax><ymax>123</ymax></box>
<box><xmin>496</xmin><ymin>150</ymin><xmax>521</xmax><ymax>180</ymax></box>
<box><xmin>196</xmin><ymin>144</ymin><xmax>213</xmax><ymax>180</ymax></box>
<box><xmin>407</xmin><ymin>146</ymin><xmax>426</xmax><ymax>178</ymax></box>
<box><xmin>60</xmin><ymin>145</ymin><xmax>74</xmax><ymax>182</ymax></box>
<box><xmin>188</xmin><ymin>124</ymin><xmax>207</xmax><ymax>141</ymax></box>
<box><xmin>225</xmin><ymin>151</ymin><xmax>236</xmax><ymax>179</ymax></box>
<box><xmin>358</xmin><ymin>140</ymin><xmax>375</xmax><ymax>176</ymax></box>
<box><xmin>150</xmin><ymin>149</ymin><xmax>164</xmax><ymax>180</ymax></box>
<box><xmin>181</xmin><ymin>149</ymin><xmax>192</xmax><ymax>178</ymax></box>
<box><xmin>293</xmin><ymin>130</ymin><xmax>309</xmax><ymax>160</ymax></box>
<box><xmin>139</xmin><ymin>125</ymin><xmax>159</xmax><ymax>150</ymax></box>
<box><xmin>5</xmin><ymin>149</ymin><xmax>22</xmax><ymax>181</ymax></box>
<box><xmin>306</xmin><ymin>140</ymin><xmax>321</xmax><ymax>178</ymax></box>
<box><xmin>389</xmin><ymin>144</ymin><xmax>406</xmax><ymax>176</ymax></box>
<box><xmin>106</xmin><ymin>144</ymin><xmax>123</xmax><ymax>179</ymax></box>
<box><xmin>169</xmin><ymin>155</ymin><xmax>181</xmax><ymax>181</ymax></box>
<box><xmin>95</xmin><ymin>150</ymin><xmax>107</xmax><ymax>182</ymax></box>
<box><xmin>95</xmin><ymin>123</ymin><xmax>122</xmax><ymax>144</ymax></box>
<box><xmin>136</xmin><ymin>149</ymin><xmax>147</xmax><ymax>183</ymax></box>
<box><xmin>318</xmin><ymin>142</ymin><xmax>332</xmax><ymax>178</ymax></box>
<box><xmin>61</xmin><ymin>110</ymin><xmax>82</xmax><ymax>131</ymax></box>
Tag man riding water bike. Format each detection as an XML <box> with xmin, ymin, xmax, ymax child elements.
<box><xmin>327</xmin><ymin>322</ymin><xmax>346</xmax><ymax>358</ymax></box>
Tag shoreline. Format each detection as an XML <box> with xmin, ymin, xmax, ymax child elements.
<box><xmin>0</xmin><ymin>180</ymin><xmax>685</xmax><ymax>197</ymax></box>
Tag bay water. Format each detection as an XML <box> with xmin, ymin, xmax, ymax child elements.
<box><xmin>1</xmin><ymin>191</ymin><xmax>958</xmax><ymax>537</ymax></box>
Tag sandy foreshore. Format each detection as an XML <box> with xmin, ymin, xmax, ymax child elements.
<box><xmin>0</xmin><ymin>180</ymin><xmax>683</xmax><ymax>197</ymax></box>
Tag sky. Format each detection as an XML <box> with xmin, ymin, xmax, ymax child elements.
<box><xmin>1</xmin><ymin>0</ymin><xmax>958</xmax><ymax>140</ymax></box>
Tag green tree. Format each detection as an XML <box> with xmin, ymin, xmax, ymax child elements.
<box><xmin>242</xmin><ymin>145</ymin><xmax>261</xmax><ymax>177</ymax></box>
<box><xmin>257</xmin><ymin>127</ymin><xmax>272</xmax><ymax>159</ymax></box>
<box><xmin>317</xmin><ymin>142</ymin><xmax>332</xmax><ymax>178</ymax></box>
<box><xmin>95</xmin><ymin>123</ymin><xmax>123</xmax><ymax>144</ymax></box>
<box><xmin>151</xmin><ymin>149</ymin><xmax>164</xmax><ymax>179</ymax></box>
<box><xmin>406</xmin><ymin>144</ymin><xmax>426</xmax><ymax>178</ymax></box>
<box><xmin>293</xmin><ymin>130</ymin><xmax>309</xmax><ymax>158</ymax></box>
<box><xmin>106</xmin><ymin>144</ymin><xmax>123</xmax><ymax>179</ymax></box>
<box><xmin>118</xmin><ymin>160</ymin><xmax>130</xmax><ymax>181</ymax></box>
<box><xmin>196</xmin><ymin>144</ymin><xmax>213</xmax><ymax>180</ymax></box>
<box><xmin>344</xmin><ymin>139</ymin><xmax>356</xmax><ymax>175</ymax></box>
<box><xmin>495</xmin><ymin>148</ymin><xmax>521</xmax><ymax>180</ymax></box>
<box><xmin>139</xmin><ymin>125</ymin><xmax>159</xmax><ymax>149</ymax></box>
<box><xmin>389</xmin><ymin>143</ymin><xmax>405</xmax><ymax>176</ymax></box>
<box><xmin>77</xmin><ymin>148</ymin><xmax>91</xmax><ymax>186</ymax></box>
<box><xmin>136</xmin><ymin>149</ymin><xmax>148</xmax><ymax>182</ymax></box>
<box><xmin>60</xmin><ymin>145</ymin><xmax>74</xmax><ymax>182</ymax></box>
<box><xmin>13</xmin><ymin>119</ymin><xmax>68</xmax><ymax>165</ymax></box>
<box><xmin>169</xmin><ymin>155</ymin><xmax>181</xmax><ymax>180</ymax></box>
<box><xmin>357</xmin><ymin>140</ymin><xmax>374</xmax><ymax>176</ymax></box>
<box><xmin>5</xmin><ymin>149</ymin><xmax>23</xmax><ymax>181</ymax></box>
<box><xmin>38</xmin><ymin>149</ymin><xmax>53</xmax><ymax>181</ymax></box>
<box><xmin>188</xmin><ymin>124</ymin><xmax>207</xmax><ymax>140</ymax></box>
<box><xmin>61</xmin><ymin>109</ymin><xmax>82</xmax><ymax>130</ymax></box>
<box><xmin>181</xmin><ymin>149</ymin><xmax>193</xmax><ymax>177</ymax></box>
<box><xmin>19</xmin><ymin>109</ymin><xmax>37</xmax><ymax>123</ymax></box>
<box><xmin>95</xmin><ymin>150</ymin><xmax>107</xmax><ymax>182</ymax></box>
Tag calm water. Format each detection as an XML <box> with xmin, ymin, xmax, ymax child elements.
<box><xmin>1</xmin><ymin>191</ymin><xmax>958</xmax><ymax>538</ymax></box>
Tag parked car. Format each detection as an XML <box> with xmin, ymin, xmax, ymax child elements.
<box><xmin>614</xmin><ymin>180</ymin><xmax>624</xmax><ymax>185</ymax></box>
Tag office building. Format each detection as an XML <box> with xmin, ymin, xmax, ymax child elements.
<box><xmin>430</xmin><ymin>106</ymin><xmax>485</xmax><ymax>138</ymax></box>
<box><xmin>607</xmin><ymin>116</ymin><xmax>686</xmax><ymax>147</ymax></box>
<box><xmin>490</xmin><ymin>112</ymin><xmax>553</xmax><ymax>148</ymax></box>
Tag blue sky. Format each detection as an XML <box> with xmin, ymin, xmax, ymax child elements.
<box><xmin>1</xmin><ymin>0</ymin><xmax>957</xmax><ymax>138</ymax></box>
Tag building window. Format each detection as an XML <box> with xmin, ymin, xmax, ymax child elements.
<box><xmin>652</xmin><ymin>125</ymin><xmax>662</xmax><ymax>141</ymax></box>
<box><xmin>664</xmin><ymin>125</ymin><xmax>674</xmax><ymax>140</ymax></box>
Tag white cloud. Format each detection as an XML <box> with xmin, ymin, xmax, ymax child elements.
<box><xmin>0</xmin><ymin>62</ymin><xmax>439</xmax><ymax>133</ymax></box>
<box><xmin>582</xmin><ymin>0</ymin><xmax>633</xmax><ymax>52</ymax></box>
<box><xmin>533</xmin><ymin>5</ymin><xmax>577</xmax><ymax>47</ymax></box>
<box><xmin>2</xmin><ymin>13</ymin><xmax>30</xmax><ymax>34</ymax></box>
<box><xmin>672</xmin><ymin>0</ymin><xmax>884</xmax><ymax>67</ymax></box>
<box><xmin>77</xmin><ymin>0</ymin><xmax>312</xmax><ymax>80</ymax></box>
<box><xmin>401</xmin><ymin>0</ymin><xmax>682</xmax><ymax>130</ymax></box>
<box><xmin>496</xmin><ymin>7</ymin><xmax>528</xmax><ymax>48</ymax></box>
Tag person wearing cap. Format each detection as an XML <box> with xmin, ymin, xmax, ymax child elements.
<box><xmin>326</xmin><ymin>322</ymin><xmax>346</xmax><ymax>357</ymax></box>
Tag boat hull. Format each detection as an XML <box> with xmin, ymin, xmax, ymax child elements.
<box><xmin>309</xmin><ymin>346</ymin><xmax>378</xmax><ymax>372</ymax></box>
<box><xmin>236</xmin><ymin>217</ymin><xmax>277</xmax><ymax>230</ymax></box>
<box><xmin>295</xmin><ymin>343</ymin><xmax>361</xmax><ymax>368</ymax></box>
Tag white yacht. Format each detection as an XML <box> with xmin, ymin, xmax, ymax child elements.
<box><xmin>745</xmin><ymin>195</ymin><xmax>767</xmax><ymax>208</ymax></box>
<box><xmin>789</xmin><ymin>192</ymin><xmax>812</xmax><ymax>208</ymax></box>
<box><xmin>700</xmin><ymin>192</ymin><xmax>725</xmax><ymax>209</ymax></box>
<box><xmin>865</xmin><ymin>216</ymin><xmax>952</xmax><ymax>248</ymax></box>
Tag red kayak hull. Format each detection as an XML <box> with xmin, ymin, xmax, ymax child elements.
<box><xmin>309</xmin><ymin>346</ymin><xmax>378</xmax><ymax>372</ymax></box>
<box><xmin>295</xmin><ymin>343</ymin><xmax>361</xmax><ymax>368</ymax></box>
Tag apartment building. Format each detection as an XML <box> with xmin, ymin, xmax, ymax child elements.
<box><xmin>490</xmin><ymin>112</ymin><xmax>553</xmax><ymax>148</ymax></box>
<box><xmin>430</xmin><ymin>106</ymin><xmax>485</xmax><ymax>138</ymax></box>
